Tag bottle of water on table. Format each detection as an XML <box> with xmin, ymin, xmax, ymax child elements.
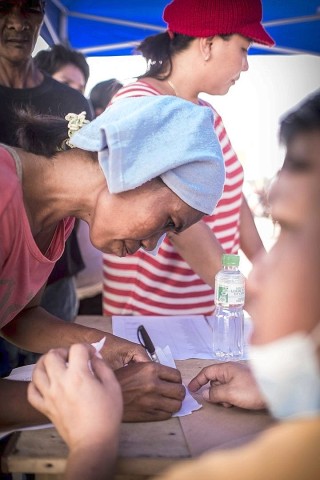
<box><xmin>212</xmin><ymin>253</ymin><xmax>245</xmax><ymax>360</ymax></box>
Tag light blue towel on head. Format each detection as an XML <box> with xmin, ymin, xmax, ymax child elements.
<box><xmin>71</xmin><ymin>95</ymin><xmax>225</xmax><ymax>215</ymax></box>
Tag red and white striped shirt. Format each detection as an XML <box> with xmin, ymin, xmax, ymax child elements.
<box><xmin>102</xmin><ymin>81</ymin><xmax>243</xmax><ymax>316</ymax></box>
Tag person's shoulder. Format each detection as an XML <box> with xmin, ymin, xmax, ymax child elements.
<box><xmin>112</xmin><ymin>81</ymin><xmax>160</xmax><ymax>102</ymax></box>
<box><xmin>198</xmin><ymin>98</ymin><xmax>224</xmax><ymax>131</ymax></box>
<box><xmin>199</xmin><ymin>98</ymin><xmax>220</xmax><ymax>116</ymax></box>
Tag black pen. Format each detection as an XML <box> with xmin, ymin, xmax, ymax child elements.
<box><xmin>137</xmin><ymin>325</ymin><xmax>160</xmax><ymax>363</ymax></box>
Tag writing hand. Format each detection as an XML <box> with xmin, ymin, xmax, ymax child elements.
<box><xmin>100</xmin><ymin>334</ymin><xmax>150</xmax><ymax>369</ymax></box>
<box><xmin>115</xmin><ymin>362</ymin><xmax>186</xmax><ymax>422</ymax></box>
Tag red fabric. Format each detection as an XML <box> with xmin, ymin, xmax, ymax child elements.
<box><xmin>163</xmin><ymin>0</ymin><xmax>274</xmax><ymax>46</ymax></box>
<box><xmin>0</xmin><ymin>146</ymin><xmax>74</xmax><ymax>327</ymax></box>
<box><xmin>102</xmin><ymin>81</ymin><xmax>243</xmax><ymax>316</ymax></box>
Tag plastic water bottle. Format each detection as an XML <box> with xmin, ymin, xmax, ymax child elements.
<box><xmin>211</xmin><ymin>253</ymin><xmax>245</xmax><ymax>360</ymax></box>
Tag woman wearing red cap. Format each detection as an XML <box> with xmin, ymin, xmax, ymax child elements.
<box><xmin>102</xmin><ymin>0</ymin><xmax>274</xmax><ymax>318</ymax></box>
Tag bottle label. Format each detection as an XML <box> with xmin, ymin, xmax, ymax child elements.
<box><xmin>216</xmin><ymin>283</ymin><xmax>245</xmax><ymax>305</ymax></box>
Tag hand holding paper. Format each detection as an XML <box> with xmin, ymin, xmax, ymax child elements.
<box><xmin>136</xmin><ymin>324</ymin><xmax>201</xmax><ymax>417</ymax></box>
<box><xmin>155</xmin><ymin>345</ymin><xmax>202</xmax><ymax>417</ymax></box>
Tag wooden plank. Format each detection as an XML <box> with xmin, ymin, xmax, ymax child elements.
<box><xmin>118</xmin><ymin>418</ymin><xmax>188</xmax><ymax>459</ymax></box>
<box><xmin>4</xmin><ymin>417</ymin><xmax>189</xmax><ymax>476</ymax></box>
<box><xmin>75</xmin><ymin>315</ymin><xmax>112</xmax><ymax>332</ymax></box>
<box><xmin>179</xmin><ymin>399</ymin><xmax>275</xmax><ymax>456</ymax></box>
<box><xmin>176</xmin><ymin>359</ymin><xmax>275</xmax><ymax>456</ymax></box>
<box><xmin>4</xmin><ymin>428</ymin><xmax>67</xmax><ymax>474</ymax></box>
<box><xmin>115</xmin><ymin>458</ymin><xmax>184</xmax><ymax>477</ymax></box>
<box><xmin>35</xmin><ymin>476</ymin><xmax>64</xmax><ymax>480</ymax></box>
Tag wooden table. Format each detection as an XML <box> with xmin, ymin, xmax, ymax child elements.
<box><xmin>1</xmin><ymin>316</ymin><xmax>275</xmax><ymax>479</ymax></box>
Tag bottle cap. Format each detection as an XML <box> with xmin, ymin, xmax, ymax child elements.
<box><xmin>222</xmin><ymin>253</ymin><xmax>240</xmax><ymax>267</ymax></box>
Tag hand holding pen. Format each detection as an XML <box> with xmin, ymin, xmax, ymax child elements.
<box><xmin>137</xmin><ymin>325</ymin><xmax>160</xmax><ymax>363</ymax></box>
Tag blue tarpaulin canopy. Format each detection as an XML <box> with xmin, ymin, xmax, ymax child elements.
<box><xmin>42</xmin><ymin>1</ymin><xmax>320</xmax><ymax>57</ymax></box>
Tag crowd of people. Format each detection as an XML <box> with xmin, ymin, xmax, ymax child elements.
<box><xmin>0</xmin><ymin>0</ymin><xmax>319</xmax><ymax>480</ymax></box>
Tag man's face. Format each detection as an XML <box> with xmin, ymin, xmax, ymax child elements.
<box><xmin>247</xmin><ymin>129</ymin><xmax>320</xmax><ymax>345</ymax></box>
<box><xmin>0</xmin><ymin>1</ymin><xmax>44</xmax><ymax>63</ymax></box>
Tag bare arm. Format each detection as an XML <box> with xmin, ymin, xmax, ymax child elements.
<box><xmin>1</xmin><ymin>293</ymin><xmax>184</xmax><ymax>426</ymax></box>
<box><xmin>168</xmin><ymin>199</ymin><xmax>264</xmax><ymax>289</ymax></box>
<box><xmin>1</xmin><ymin>291</ymin><xmax>148</xmax><ymax>369</ymax></box>
<box><xmin>167</xmin><ymin>221</ymin><xmax>224</xmax><ymax>288</ymax></box>
<box><xmin>239</xmin><ymin>196</ymin><xmax>265</xmax><ymax>262</ymax></box>
<box><xmin>66</xmin><ymin>443</ymin><xmax>117</xmax><ymax>480</ymax></box>
<box><xmin>0</xmin><ymin>379</ymin><xmax>48</xmax><ymax>428</ymax></box>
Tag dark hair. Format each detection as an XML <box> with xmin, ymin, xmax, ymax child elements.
<box><xmin>0</xmin><ymin>1</ymin><xmax>46</xmax><ymax>15</ymax></box>
<box><xmin>89</xmin><ymin>79</ymin><xmax>123</xmax><ymax>111</ymax></box>
<box><xmin>136</xmin><ymin>32</ymin><xmax>231</xmax><ymax>80</ymax></box>
<box><xmin>280</xmin><ymin>90</ymin><xmax>320</xmax><ymax>145</ymax></box>
<box><xmin>136</xmin><ymin>32</ymin><xmax>195</xmax><ymax>79</ymax></box>
<box><xmin>15</xmin><ymin>107</ymin><xmax>68</xmax><ymax>157</ymax></box>
<box><xmin>34</xmin><ymin>44</ymin><xmax>90</xmax><ymax>85</ymax></box>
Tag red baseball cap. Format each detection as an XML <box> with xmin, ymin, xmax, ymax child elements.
<box><xmin>163</xmin><ymin>0</ymin><xmax>274</xmax><ymax>47</ymax></box>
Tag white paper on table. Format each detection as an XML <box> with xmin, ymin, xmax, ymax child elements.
<box><xmin>113</xmin><ymin>314</ymin><xmax>252</xmax><ymax>360</ymax></box>
<box><xmin>155</xmin><ymin>345</ymin><xmax>202</xmax><ymax>417</ymax></box>
<box><xmin>0</xmin><ymin>423</ymin><xmax>53</xmax><ymax>441</ymax></box>
<box><xmin>4</xmin><ymin>363</ymin><xmax>35</xmax><ymax>382</ymax></box>
<box><xmin>113</xmin><ymin>315</ymin><xmax>213</xmax><ymax>359</ymax></box>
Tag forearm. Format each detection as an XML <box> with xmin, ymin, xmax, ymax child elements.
<box><xmin>1</xmin><ymin>307</ymin><xmax>108</xmax><ymax>354</ymax></box>
<box><xmin>0</xmin><ymin>379</ymin><xmax>47</xmax><ymax>428</ymax></box>
<box><xmin>239</xmin><ymin>196</ymin><xmax>265</xmax><ymax>261</ymax></box>
<box><xmin>1</xmin><ymin>307</ymin><xmax>148</xmax><ymax>370</ymax></box>
<box><xmin>168</xmin><ymin>221</ymin><xmax>224</xmax><ymax>288</ymax></box>
<box><xmin>66</xmin><ymin>441</ymin><xmax>118</xmax><ymax>480</ymax></box>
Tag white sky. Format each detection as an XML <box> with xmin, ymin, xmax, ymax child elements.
<box><xmin>34</xmin><ymin>37</ymin><xmax>320</xmax><ymax>182</ymax></box>
<box><xmin>86</xmin><ymin>54</ymin><xmax>320</xmax><ymax>182</ymax></box>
